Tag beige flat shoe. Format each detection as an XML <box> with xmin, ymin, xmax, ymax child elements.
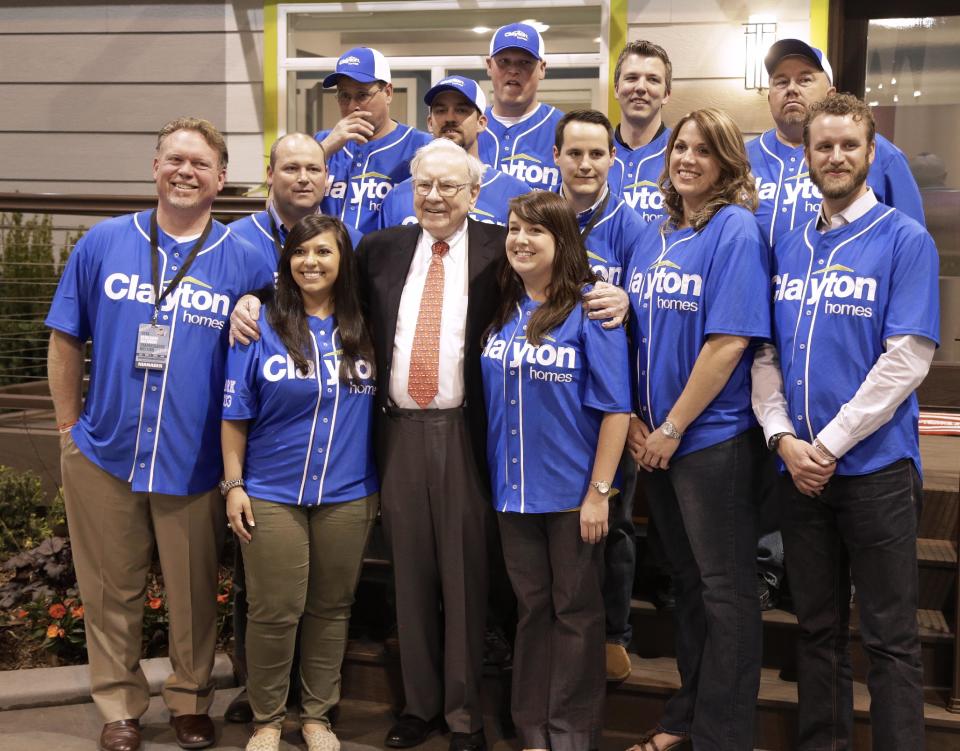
<box><xmin>245</xmin><ymin>728</ymin><xmax>281</xmax><ymax>751</ymax></box>
<box><xmin>302</xmin><ymin>723</ymin><xmax>341</xmax><ymax>751</ymax></box>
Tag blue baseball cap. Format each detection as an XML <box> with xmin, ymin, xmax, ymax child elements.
<box><xmin>489</xmin><ymin>23</ymin><xmax>545</xmax><ymax>60</ymax></box>
<box><xmin>323</xmin><ymin>47</ymin><xmax>392</xmax><ymax>88</ymax></box>
<box><xmin>764</xmin><ymin>39</ymin><xmax>834</xmax><ymax>84</ymax></box>
<box><xmin>424</xmin><ymin>76</ymin><xmax>487</xmax><ymax>113</ymax></box>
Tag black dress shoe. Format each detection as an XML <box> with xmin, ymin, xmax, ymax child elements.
<box><xmin>449</xmin><ymin>729</ymin><xmax>486</xmax><ymax>751</ymax></box>
<box><xmin>385</xmin><ymin>715</ymin><xmax>443</xmax><ymax>748</ymax></box>
<box><xmin>170</xmin><ymin>714</ymin><xmax>215</xmax><ymax>749</ymax></box>
<box><xmin>224</xmin><ymin>689</ymin><xmax>253</xmax><ymax>723</ymax></box>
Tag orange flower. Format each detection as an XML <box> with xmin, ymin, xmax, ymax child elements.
<box><xmin>148</xmin><ymin>597</ymin><xmax>163</xmax><ymax>610</ymax></box>
<box><xmin>71</xmin><ymin>606</ymin><xmax>84</xmax><ymax>619</ymax></box>
<box><xmin>46</xmin><ymin>624</ymin><xmax>59</xmax><ymax>639</ymax></box>
<box><xmin>48</xmin><ymin>603</ymin><xmax>67</xmax><ymax>619</ymax></box>
<box><xmin>216</xmin><ymin>593</ymin><xmax>229</xmax><ymax>604</ymax></box>
<box><xmin>57</xmin><ymin>627</ymin><xmax>65</xmax><ymax>638</ymax></box>
<box><xmin>15</xmin><ymin>609</ymin><xmax>28</xmax><ymax>619</ymax></box>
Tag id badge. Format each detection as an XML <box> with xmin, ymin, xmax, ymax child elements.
<box><xmin>135</xmin><ymin>323</ymin><xmax>171</xmax><ymax>370</ymax></box>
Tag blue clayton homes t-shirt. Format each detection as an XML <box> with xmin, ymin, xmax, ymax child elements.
<box><xmin>317</xmin><ymin>122</ymin><xmax>433</xmax><ymax>235</ymax></box>
<box><xmin>45</xmin><ymin>211</ymin><xmax>275</xmax><ymax>495</ymax></box>
<box><xmin>481</xmin><ymin>290</ymin><xmax>632</xmax><ymax>514</ymax></box>
<box><xmin>230</xmin><ymin>209</ymin><xmax>363</xmax><ymax>277</ymax></box>
<box><xmin>608</xmin><ymin>125</ymin><xmax>671</xmax><ymax>224</ymax></box>
<box><xmin>770</xmin><ymin>204</ymin><xmax>939</xmax><ymax>476</ymax></box>
<box><xmin>378</xmin><ymin>165</ymin><xmax>531</xmax><ymax>229</ymax></box>
<box><xmin>626</xmin><ymin>205</ymin><xmax>772</xmax><ymax>458</ymax></box>
<box><xmin>747</xmin><ymin>130</ymin><xmax>925</xmax><ymax>248</ymax></box>
<box><xmin>477</xmin><ymin>103</ymin><xmax>565</xmax><ymax>192</ymax></box>
<box><xmin>222</xmin><ymin>311</ymin><xmax>379</xmax><ymax>505</ymax></box>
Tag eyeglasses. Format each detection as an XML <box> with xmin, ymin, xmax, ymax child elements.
<box><xmin>335</xmin><ymin>85</ymin><xmax>385</xmax><ymax>106</ymax></box>
<box><xmin>413</xmin><ymin>181</ymin><xmax>469</xmax><ymax>197</ymax></box>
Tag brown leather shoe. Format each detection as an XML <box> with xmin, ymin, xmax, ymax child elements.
<box><xmin>99</xmin><ymin>719</ymin><xmax>141</xmax><ymax>751</ymax></box>
<box><xmin>170</xmin><ymin>714</ymin><xmax>216</xmax><ymax>749</ymax></box>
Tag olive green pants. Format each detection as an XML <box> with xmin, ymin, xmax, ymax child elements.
<box><xmin>241</xmin><ymin>493</ymin><xmax>378</xmax><ymax>728</ymax></box>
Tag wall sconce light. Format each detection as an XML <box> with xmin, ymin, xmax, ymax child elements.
<box><xmin>743</xmin><ymin>21</ymin><xmax>778</xmax><ymax>90</ymax></box>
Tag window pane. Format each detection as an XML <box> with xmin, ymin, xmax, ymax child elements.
<box><xmin>287</xmin><ymin>4</ymin><xmax>601</xmax><ymax>59</ymax></box>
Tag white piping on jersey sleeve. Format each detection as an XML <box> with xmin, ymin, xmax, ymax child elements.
<box><xmin>816</xmin><ymin>334</ymin><xmax>935</xmax><ymax>459</ymax></box>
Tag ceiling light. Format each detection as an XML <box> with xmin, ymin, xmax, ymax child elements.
<box><xmin>878</xmin><ymin>83</ymin><xmax>883</xmax><ymax>89</ymax></box>
<box><xmin>914</xmin><ymin>90</ymin><xmax>922</xmax><ymax>97</ymax></box>
<box><xmin>865</xmin><ymin>86</ymin><xmax>872</xmax><ymax>93</ymax></box>
<box><xmin>520</xmin><ymin>19</ymin><xmax>550</xmax><ymax>32</ymax></box>
<box><xmin>472</xmin><ymin>26</ymin><xmax>490</xmax><ymax>34</ymax></box>
<box><xmin>868</xmin><ymin>100</ymin><xmax>879</xmax><ymax>107</ymax></box>
<box><xmin>593</xmin><ymin>36</ymin><xmax>602</xmax><ymax>43</ymax></box>
<box><xmin>891</xmin><ymin>77</ymin><xmax>897</xmax><ymax>85</ymax></box>
<box><xmin>893</xmin><ymin>94</ymin><xmax>899</xmax><ymax>103</ymax></box>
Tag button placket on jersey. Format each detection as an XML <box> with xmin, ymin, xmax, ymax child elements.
<box><xmin>303</xmin><ymin>331</ymin><xmax>335</xmax><ymax>504</ymax></box>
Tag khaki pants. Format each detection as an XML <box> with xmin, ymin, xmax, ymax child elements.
<box><xmin>241</xmin><ymin>494</ymin><xmax>379</xmax><ymax>728</ymax></box>
<box><xmin>60</xmin><ymin>434</ymin><xmax>225</xmax><ymax>722</ymax></box>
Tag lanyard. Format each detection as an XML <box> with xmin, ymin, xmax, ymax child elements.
<box><xmin>268</xmin><ymin>211</ymin><xmax>284</xmax><ymax>258</ymax></box>
<box><xmin>149</xmin><ymin>210</ymin><xmax>213</xmax><ymax>323</ymax></box>
<box><xmin>579</xmin><ymin>190</ymin><xmax>610</xmax><ymax>244</ymax></box>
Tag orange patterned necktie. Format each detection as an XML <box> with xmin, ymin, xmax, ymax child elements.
<box><xmin>408</xmin><ymin>240</ymin><xmax>449</xmax><ymax>408</ymax></box>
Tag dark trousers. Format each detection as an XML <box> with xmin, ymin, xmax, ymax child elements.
<box><xmin>498</xmin><ymin>510</ymin><xmax>606</xmax><ymax>751</ymax></box>
<box><xmin>644</xmin><ymin>430</ymin><xmax>763</xmax><ymax>750</ymax></box>
<box><xmin>604</xmin><ymin>449</ymin><xmax>637</xmax><ymax>646</ymax></box>
<box><xmin>378</xmin><ymin>407</ymin><xmax>490</xmax><ymax>734</ymax></box>
<box><xmin>781</xmin><ymin>458</ymin><xmax>925</xmax><ymax>751</ymax></box>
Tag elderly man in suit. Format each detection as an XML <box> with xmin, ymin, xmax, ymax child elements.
<box><xmin>230</xmin><ymin>136</ymin><xmax>628</xmax><ymax>751</ymax></box>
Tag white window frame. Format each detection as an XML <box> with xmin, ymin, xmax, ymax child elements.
<box><xmin>277</xmin><ymin>0</ymin><xmax>607</xmax><ymax>135</ymax></box>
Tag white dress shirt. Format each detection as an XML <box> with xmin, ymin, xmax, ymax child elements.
<box><xmin>752</xmin><ymin>188</ymin><xmax>936</xmax><ymax>457</ymax></box>
<box><xmin>389</xmin><ymin>221</ymin><xmax>470</xmax><ymax>409</ymax></box>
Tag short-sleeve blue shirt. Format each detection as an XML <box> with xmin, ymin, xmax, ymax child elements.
<box><xmin>626</xmin><ymin>206</ymin><xmax>771</xmax><ymax>457</ymax></box>
<box><xmin>378</xmin><ymin>166</ymin><xmax>530</xmax><ymax>229</ymax></box>
<box><xmin>608</xmin><ymin>125</ymin><xmax>671</xmax><ymax>224</ymax></box>
<box><xmin>230</xmin><ymin>209</ymin><xmax>362</xmax><ymax>276</ymax></box>
<box><xmin>747</xmin><ymin>130</ymin><xmax>925</xmax><ymax>248</ymax></box>
<box><xmin>770</xmin><ymin>204</ymin><xmax>940</xmax><ymax>476</ymax></box>
<box><xmin>222</xmin><ymin>311</ymin><xmax>378</xmax><ymax>505</ymax></box>
<box><xmin>481</xmin><ymin>292</ymin><xmax>632</xmax><ymax>514</ymax></box>
<box><xmin>478</xmin><ymin>103</ymin><xmax>565</xmax><ymax>191</ymax></box>
<box><xmin>318</xmin><ymin>123</ymin><xmax>433</xmax><ymax>234</ymax></box>
<box><xmin>45</xmin><ymin>211</ymin><xmax>275</xmax><ymax>495</ymax></box>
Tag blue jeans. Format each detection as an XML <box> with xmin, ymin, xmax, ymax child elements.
<box><xmin>781</xmin><ymin>458</ymin><xmax>924</xmax><ymax>750</ymax></box>
<box><xmin>603</xmin><ymin>448</ymin><xmax>637</xmax><ymax>646</ymax></box>
<box><xmin>644</xmin><ymin>429</ymin><xmax>763</xmax><ymax>750</ymax></box>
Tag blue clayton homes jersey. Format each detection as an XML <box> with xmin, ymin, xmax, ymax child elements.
<box><xmin>222</xmin><ymin>312</ymin><xmax>379</xmax><ymax>505</ymax></box>
<box><xmin>572</xmin><ymin>192</ymin><xmax>646</xmax><ymax>289</ymax></box>
<box><xmin>230</xmin><ymin>210</ymin><xmax>363</xmax><ymax>275</ymax></box>
<box><xmin>481</xmin><ymin>291</ymin><xmax>632</xmax><ymax>514</ymax></box>
<box><xmin>478</xmin><ymin>103</ymin><xmax>565</xmax><ymax>191</ymax></box>
<box><xmin>45</xmin><ymin>212</ymin><xmax>276</xmax><ymax>495</ymax></box>
<box><xmin>608</xmin><ymin>126</ymin><xmax>671</xmax><ymax>224</ymax></box>
<box><xmin>317</xmin><ymin>123</ymin><xmax>433</xmax><ymax>235</ymax></box>
<box><xmin>378</xmin><ymin>165</ymin><xmax>531</xmax><ymax>229</ymax></box>
<box><xmin>747</xmin><ymin>130</ymin><xmax>925</xmax><ymax>248</ymax></box>
<box><xmin>770</xmin><ymin>205</ymin><xmax>939</xmax><ymax>477</ymax></box>
<box><xmin>626</xmin><ymin>206</ymin><xmax>771</xmax><ymax>458</ymax></box>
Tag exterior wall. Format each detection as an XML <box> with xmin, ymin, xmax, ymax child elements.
<box><xmin>0</xmin><ymin>0</ymin><xmax>266</xmax><ymax>195</ymax></box>
<box><xmin>625</xmin><ymin>0</ymin><xmax>814</xmax><ymax>138</ymax></box>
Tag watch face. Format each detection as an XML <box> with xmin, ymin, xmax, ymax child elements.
<box><xmin>595</xmin><ymin>481</ymin><xmax>610</xmax><ymax>494</ymax></box>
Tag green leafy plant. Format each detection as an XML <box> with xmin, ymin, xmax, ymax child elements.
<box><xmin>0</xmin><ymin>465</ymin><xmax>66</xmax><ymax>556</ymax></box>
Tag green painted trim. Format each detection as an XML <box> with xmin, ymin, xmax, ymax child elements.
<box><xmin>607</xmin><ymin>0</ymin><xmax>627</xmax><ymax>124</ymax></box>
<box><xmin>809</xmin><ymin>0</ymin><xmax>829</xmax><ymax>52</ymax></box>
<box><xmin>263</xmin><ymin>1</ymin><xmax>278</xmax><ymax>168</ymax></box>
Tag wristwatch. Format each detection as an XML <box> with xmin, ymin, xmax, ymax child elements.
<box><xmin>590</xmin><ymin>480</ymin><xmax>612</xmax><ymax>496</ymax></box>
<box><xmin>768</xmin><ymin>432</ymin><xmax>794</xmax><ymax>452</ymax></box>
<box><xmin>660</xmin><ymin>420</ymin><xmax>682</xmax><ymax>440</ymax></box>
<box><xmin>219</xmin><ymin>478</ymin><xmax>245</xmax><ymax>497</ymax></box>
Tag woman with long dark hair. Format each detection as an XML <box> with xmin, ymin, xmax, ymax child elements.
<box><xmin>482</xmin><ymin>191</ymin><xmax>631</xmax><ymax>751</ymax></box>
<box><xmin>625</xmin><ymin>108</ymin><xmax>770</xmax><ymax>751</ymax></box>
<box><xmin>221</xmin><ymin>214</ymin><xmax>378</xmax><ymax>751</ymax></box>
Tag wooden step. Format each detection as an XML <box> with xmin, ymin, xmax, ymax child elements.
<box><xmin>605</xmin><ymin>655</ymin><xmax>960</xmax><ymax>750</ymax></box>
<box><xmin>919</xmin><ymin>537</ymin><xmax>959</xmax><ymax>568</ymax></box>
